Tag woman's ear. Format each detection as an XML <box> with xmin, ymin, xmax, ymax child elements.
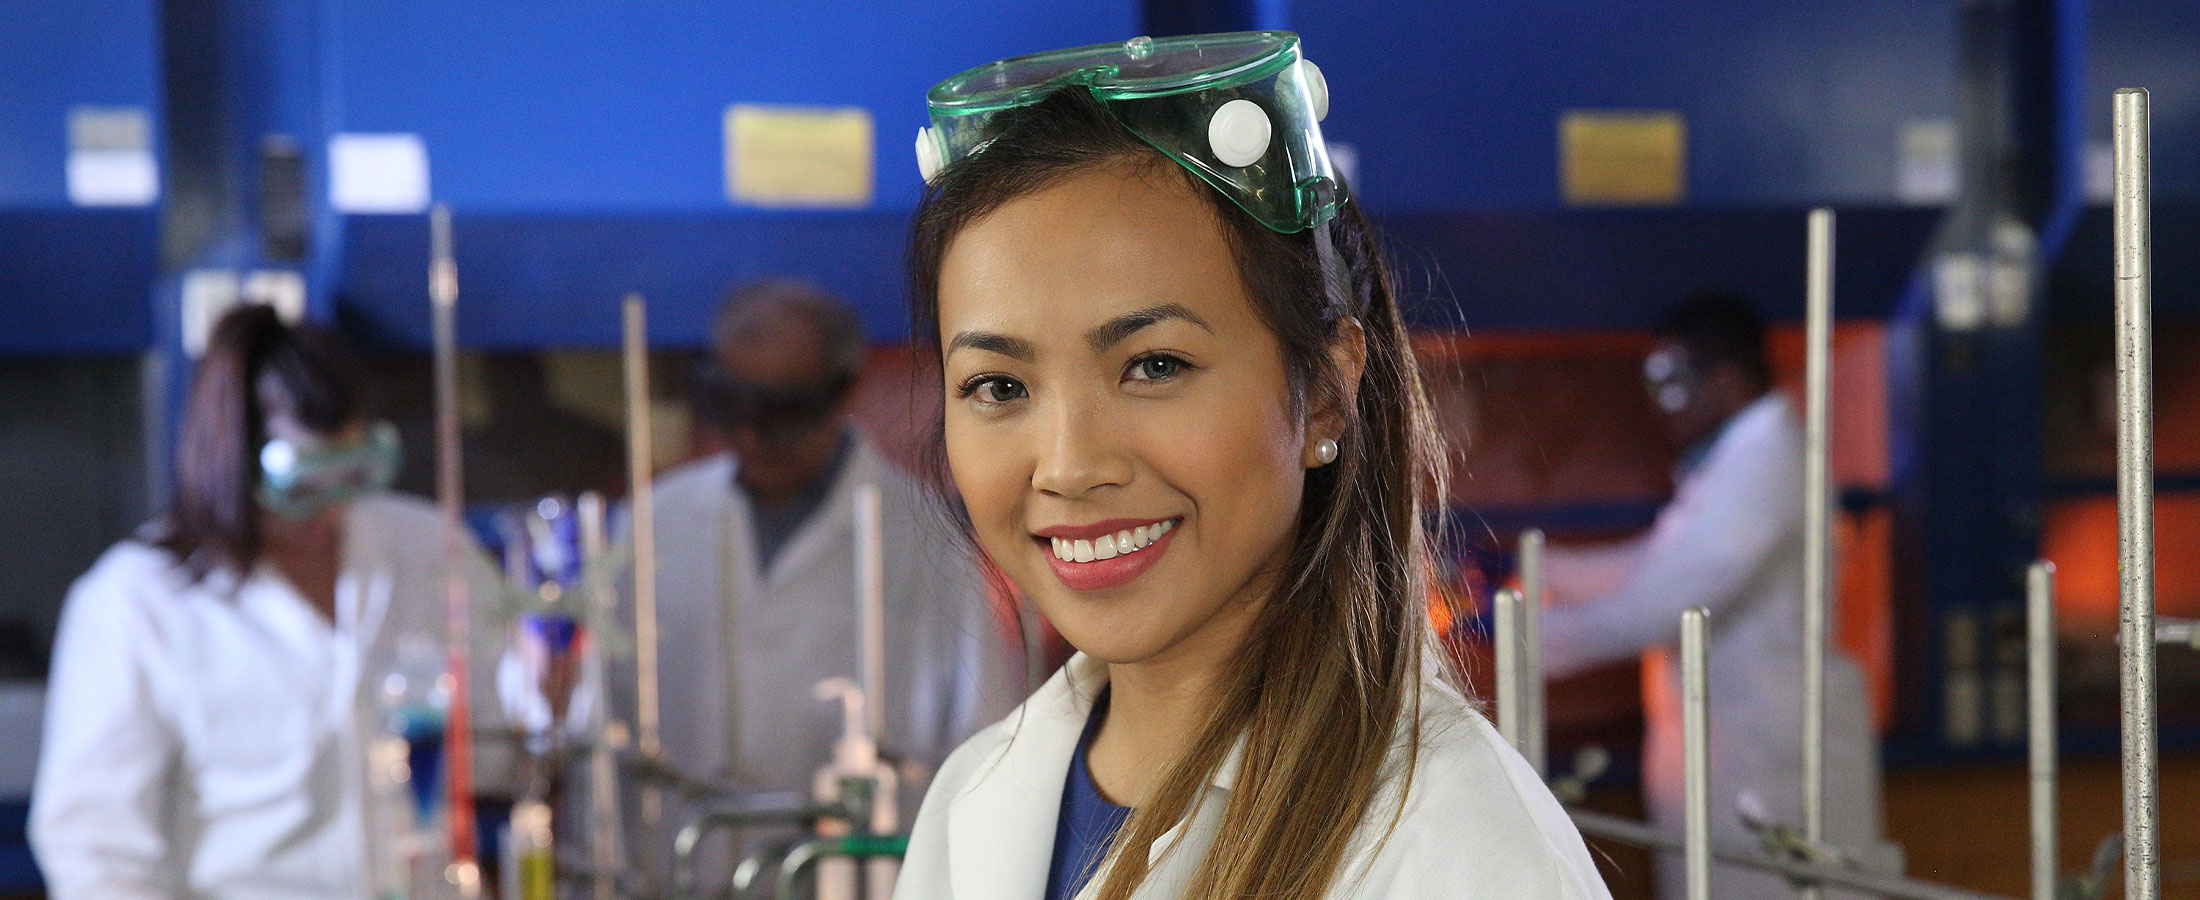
<box><xmin>1305</xmin><ymin>316</ymin><xmax>1368</xmax><ymax>467</ymax></box>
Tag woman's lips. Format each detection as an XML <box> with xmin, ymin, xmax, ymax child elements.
<box><xmin>1036</xmin><ymin>518</ymin><xmax>1179</xmax><ymax>592</ymax></box>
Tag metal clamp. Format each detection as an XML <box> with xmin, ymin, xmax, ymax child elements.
<box><xmin>774</xmin><ymin>834</ymin><xmax>913</xmax><ymax>900</ymax></box>
<box><xmin>671</xmin><ymin>774</ymin><xmax>886</xmax><ymax>900</ymax></box>
<box><xmin>672</xmin><ymin>801</ymin><xmax>842</xmax><ymax>900</ymax></box>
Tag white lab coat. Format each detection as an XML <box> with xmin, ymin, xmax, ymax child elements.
<box><xmin>635</xmin><ymin>432</ymin><xmax>1019</xmax><ymax>794</ymax></box>
<box><xmin>1540</xmin><ymin>393</ymin><xmax>1881</xmax><ymax>900</ymax></box>
<box><xmin>626</xmin><ymin>429</ymin><xmax>1020</xmax><ymax>899</ymax></box>
<box><xmin>29</xmin><ymin>493</ymin><xmax>506</xmax><ymax>900</ymax></box>
<box><xmin>896</xmin><ymin>653</ymin><xmax>1614</xmax><ymax>900</ymax></box>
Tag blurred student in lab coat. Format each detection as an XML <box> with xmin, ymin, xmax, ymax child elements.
<box><xmin>30</xmin><ymin>305</ymin><xmax>504</xmax><ymax>900</ymax></box>
<box><xmin>630</xmin><ymin>280</ymin><xmax>1020</xmax><ymax>810</ymax></box>
<box><xmin>1540</xmin><ymin>292</ymin><xmax>1883</xmax><ymax>900</ymax></box>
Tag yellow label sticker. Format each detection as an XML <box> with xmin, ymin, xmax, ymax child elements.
<box><xmin>725</xmin><ymin>104</ymin><xmax>875</xmax><ymax>208</ymax></box>
<box><xmin>1559</xmin><ymin>110</ymin><xmax>1686</xmax><ymax>206</ymax></box>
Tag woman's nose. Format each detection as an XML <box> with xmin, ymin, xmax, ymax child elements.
<box><xmin>1029</xmin><ymin>395</ymin><xmax>1132</xmax><ymax>500</ymax></box>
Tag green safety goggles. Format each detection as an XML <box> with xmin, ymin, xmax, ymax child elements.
<box><xmin>258</xmin><ymin>420</ymin><xmax>401</xmax><ymax>519</ymax></box>
<box><xmin>1643</xmin><ymin>346</ymin><xmax>1699</xmax><ymax>413</ymax></box>
<box><xmin>917</xmin><ymin>31</ymin><xmax>1345</xmax><ymax>233</ymax></box>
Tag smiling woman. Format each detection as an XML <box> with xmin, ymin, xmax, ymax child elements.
<box><xmin>894</xmin><ymin>33</ymin><xmax>1613</xmax><ymax>900</ymax></box>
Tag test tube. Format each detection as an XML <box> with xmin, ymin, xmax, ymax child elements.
<box><xmin>430</xmin><ymin>204</ymin><xmax>482</xmax><ymax>895</ymax></box>
<box><xmin>2027</xmin><ymin>560</ymin><xmax>2057</xmax><ymax>900</ymax></box>
<box><xmin>1519</xmin><ymin>528</ymin><xmax>1548</xmax><ymax>776</ymax></box>
<box><xmin>1683</xmin><ymin>606</ymin><xmax>1711</xmax><ymax>900</ymax></box>
<box><xmin>2112</xmin><ymin>86</ymin><xmax>2159</xmax><ymax>900</ymax></box>
<box><xmin>1495</xmin><ymin>587</ymin><xmax>1525</xmax><ymax>756</ymax></box>
<box><xmin>1801</xmin><ymin>206</ymin><xmax>1835</xmax><ymax>900</ymax></box>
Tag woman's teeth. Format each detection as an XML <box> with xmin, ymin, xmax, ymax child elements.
<box><xmin>1050</xmin><ymin>520</ymin><xmax>1174</xmax><ymax>563</ymax></box>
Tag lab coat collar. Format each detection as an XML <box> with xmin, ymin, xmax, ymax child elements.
<box><xmin>945</xmin><ymin>653</ymin><xmax>1096</xmax><ymax>900</ymax></box>
<box><xmin>944</xmin><ymin>653</ymin><xmax>1247</xmax><ymax>900</ymax></box>
<box><xmin>240</xmin><ymin>497</ymin><xmax>393</xmax><ymax>638</ymax></box>
<box><xmin>1676</xmin><ymin>391</ymin><xmax>1788</xmax><ymax>482</ymax></box>
<box><xmin>734</xmin><ymin>428</ymin><xmax>892</xmax><ymax>588</ymax></box>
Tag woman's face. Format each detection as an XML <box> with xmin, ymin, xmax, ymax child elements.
<box><xmin>936</xmin><ymin>164</ymin><xmax>1318</xmax><ymax>667</ymax></box>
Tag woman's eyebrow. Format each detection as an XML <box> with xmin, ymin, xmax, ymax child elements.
<box><xmin>1085</xmin><ymin>303</ymin><xmax>1213</xmax><ymax>352</ymax></box>
<box><xmin>945</xmin><ymin>330</ymin><xmax>1035</xmax><ymax>361</ymax></box>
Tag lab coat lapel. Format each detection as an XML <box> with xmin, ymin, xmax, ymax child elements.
<box><xmin>338</xmin><ymin>504</ymin><xmax>388</xmax><ymax>655</ymax></box>
<box><xmin>334</xmin><ymin>505</ymin><xmax>384</xmax><ymax>723</ymax></box>
<box><xmin>240</xmin><ymin>565</ymin><xmax>339</xmax><ymax>714</ymax></box>
<box><xmin>947</xmin><ymin>655</ymin><xmax>1104</xmax><ymax>900</ymax></box>
<box><xmin>651</xmin><ymin>455</ymin><xmax>748</xmax><ymax>783</ymax></box>
<box><xmin>713</xmin><ymin>473</ymin><xmax>766</xmax><ymax>781</ymax></box>
<box><xmin>1110</xmin><ymin>737</ymin><xmax>1241</xmax><ymax>899</ymax></box>
<box><xmin>718</xmin><ymin>460</ymin><xmax>764</xmax><ymax>594</ymax></box>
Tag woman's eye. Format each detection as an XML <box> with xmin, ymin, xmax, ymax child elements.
<box><xmin>962</xmin><ymin>376</ymin><xmax>1027</xmax><ymax>405</ymax></box>
<box><xmin>1127</xmin><ymin>354</ymin><xmax>1189</xmax><ymax>382</ymax></box>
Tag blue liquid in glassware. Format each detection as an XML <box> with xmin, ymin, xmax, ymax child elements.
<box><xmin>395</xmin><ymin>706</ymin><xmax>447</xmax><ymax>821</ymax></box>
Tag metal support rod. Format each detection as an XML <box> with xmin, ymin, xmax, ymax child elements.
<box><xmin>1682</xmin><ymin>607</ymin><xmax>1711</xmax><ymax>900</ymax></box>
<box><xmin>622</xmin><ymin>294</ymin><xmax>667</xmax><ymax>853</ymax></box>
<box><xmin>2027</xmin><ymin>560</ymin><xmax>2058</xmax><ymax>900</ymax></box>
<box><xmin>2113</xmin><ymin>86</ymin><xmax>2159</xmax><ymax>900</ymax></box>
<box><xmin>1494</xmin><ymin>587</ymin><xmax>1525</xmax><ymax>756</ymax></box>
<box><xmin>1519</xmin><ymin>528</ymin><xmax>1547</xmax><ymax>776</ymax></box>
<box><xmin>577</xmin><ymin>493</ymin><xmax>626</xmax><ymax>900</ymax></box>
<box><xmin>1570</xmin><ymin>811</ymin><xmax>2019</xmax><ymax>900</ymax></box>
<box><xmin>853</xmin><ymin>484</ymin><xmax>888</xmax><ymax>745</ymax></box>
<box><xmin>2158</xmin><ymin>618</ymin><xmax>2200</xmax><ymax>648</ymax></box>
<box><xmin>430</xmin><ymin>203</ymin><xmax>482</xmax><ymax>895</ymax></box>
<box><xmin>1802</xmin><ymin>206</ymin><xmax>1835</xmax><ymax>900</ymax></box>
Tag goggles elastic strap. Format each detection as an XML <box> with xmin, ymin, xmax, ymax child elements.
<box><xmin>1313</xmin><ymin>218</ymin><xmax>1353</xmax><ymax>322</ymax></box>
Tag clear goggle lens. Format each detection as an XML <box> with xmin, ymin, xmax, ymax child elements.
<box><xmin>1643</xmin><ymin>348</ymin><xmax>1698</xmax><ymax>413</ymax></box>
<box><xmin>259</xmin><ymin>420</ymin><xmax>401</xmax><ymax>517</ymax></box>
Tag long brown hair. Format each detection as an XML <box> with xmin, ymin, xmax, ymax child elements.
<box><xmin>157</xmin><ymin>304</ymin><xmax>373</xmax><ymax>581</ymax></box>
<box><xmin>908</xmin><ymin>89</ymin><xmax>1452</xmax><ymax>900</ymax></box>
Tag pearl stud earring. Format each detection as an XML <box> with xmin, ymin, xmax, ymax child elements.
<box><xmin>1313</xmin><ymin>438</ymin><xmax>1340</xmax><ymax>466</ymax></box>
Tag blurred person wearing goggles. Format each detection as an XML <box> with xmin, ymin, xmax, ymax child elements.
<box><xmin>1539</xmin><ymin>292</ymin><xmax>1887</xmax><ymax>900</ymax></box>
<box><xmin>30</xmin><ymin>305</ymin><xmax>507</xmax><ymax>900</ymax></box>
<box><xmin>620</xmin><ymin>280</ymin><xmax>1022</xmax><ymax>885</ymax></box>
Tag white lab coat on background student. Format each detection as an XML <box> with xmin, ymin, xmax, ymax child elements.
<box><xmin>631</xmin><ymin>429</ymin><xmax>1020</xmax><ymax>802</ymax></box>
<box><xmin>895</xmin><ymin>653</ymin><xmax>1614</xmax><ymax>900</ymax></box>
<box><xmin>1540</xmin><ymin>393</ymin><xmax>1881</xmax><ymax>900</ymax></box>
<box><xmin>30</xmin><ymin>493</ymin><xmax>505</xmax><ymax>900</ymax></box>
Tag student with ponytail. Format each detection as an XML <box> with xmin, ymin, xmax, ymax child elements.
<box><xmin>896</xmin><ymin>33</ymin><xmax>1612</xmax><ymax>900</ymax></box>
<box><xmin>30</xmin><ymin>305</ymin><xmax>501</xmax><ymax>900</ymax></box>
